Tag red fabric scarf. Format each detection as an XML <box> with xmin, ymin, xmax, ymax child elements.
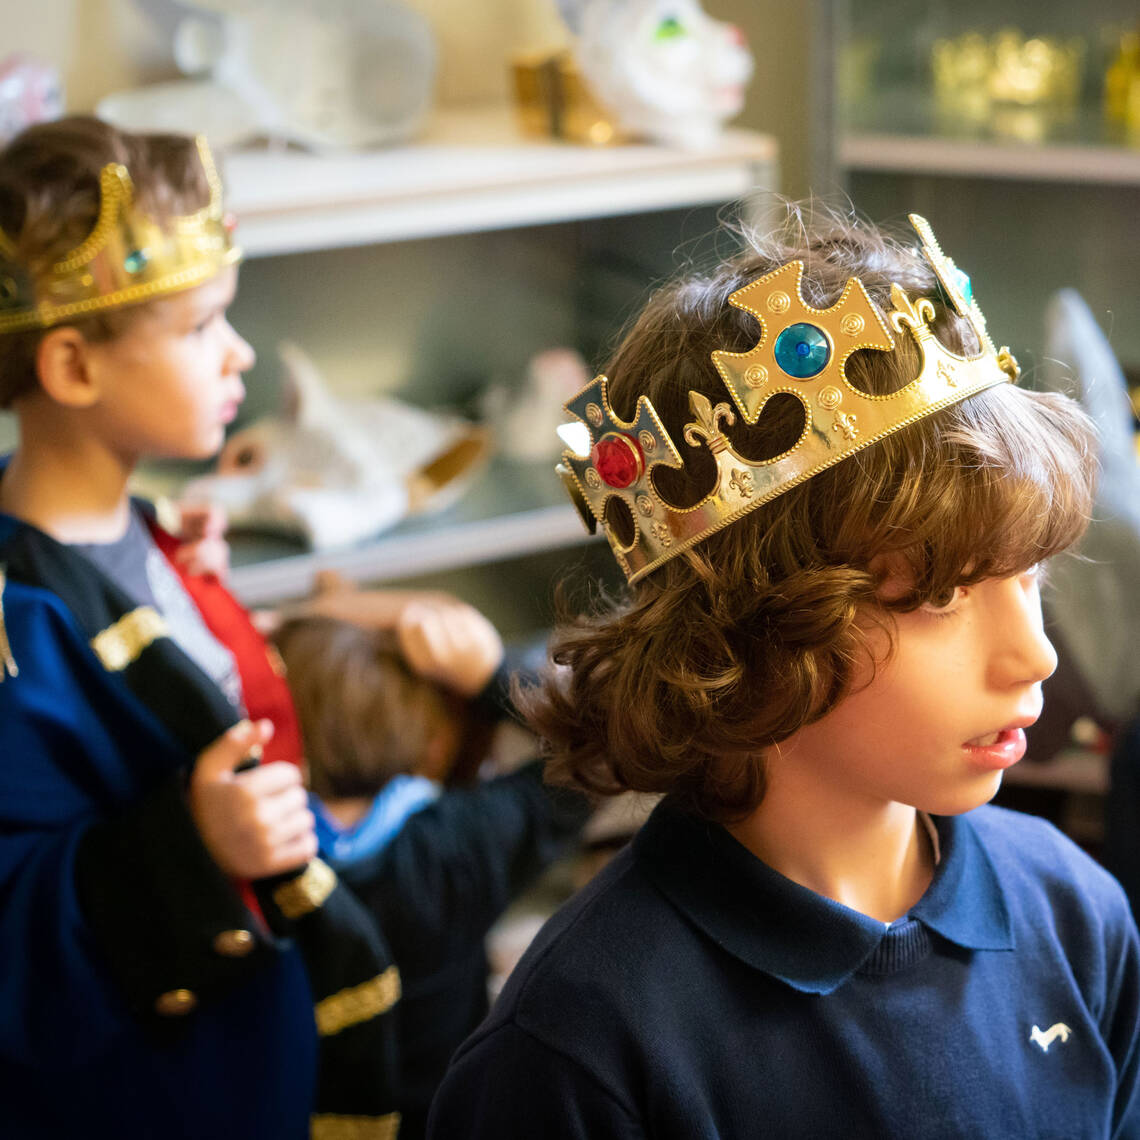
<box><xmin>150</xmin><ymin>524</ymin><xmax>304</xmax><ymax>916</ymax></box>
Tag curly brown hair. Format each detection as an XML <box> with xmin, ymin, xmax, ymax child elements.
<box><xmin>0</xmin><ymin>115</ymin><xmax>212</xmax><ymax>407</ymax></box>
<box><xmin>519</xmin><ymin>204</ymin><xmax>1097</xmax><ymax>822</ymax></box>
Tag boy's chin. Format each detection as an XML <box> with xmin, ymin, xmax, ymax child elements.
<box><xmin>917</xmin><ymin>774</ymin><xmax>1005</xmax><ymax>817</ymax></box>
<box><xmin>168</xmin><ymin>430</ymin><xmax>225</xmax><ymax>462</ymax></box>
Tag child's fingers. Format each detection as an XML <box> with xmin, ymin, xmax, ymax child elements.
<box><xmin>313</xmin><ymin>569</ymin><xmax>351</xmax><ymax>595</ymax></box>
<box><xmin>237</xmin><ymin>759</ymin><xmax>303</xmax><ymax>797</ymax></box>
<box><xmin>178</xmin><ymin>501</ymin><xmax>228</xmax><ymax>540</ymax></box>
<box><xmin>250</xmin><ymin>608</ymin><xmax>283</xmax><ymax>636</ymax></box>
<box><xmin>397</xmin><ymin>599</ymin><xmax>504</xmax><ymax>694</ymax></box>
<box><xmin>174</xmin><ymin>536</ymin><xmax>231</xmax><ymax>580</ymax></box>
<box><xmin>396</xmin><ymin>602</ymin><xmax>447</xmax><ymax>675</ymax></box>
<box><xmin>264</xmin><ymin>802</ymin><xmax>317</xmax><ymax>848</ymax></box>
<box><xmin>269</xmin><ymin>831</ymin><xmax>319</xmax><ymax>874</ymax></box>
<box><xmin>194</xmin><ymin>719</ymin><xmax>273</xmax><ymax>783</ymax></box>
<box><xmin>250</xmin><ymin>782</ymin><xmax>310</xmax><ymax>827</ymax></box>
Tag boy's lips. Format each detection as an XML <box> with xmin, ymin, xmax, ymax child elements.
<box><xmin>962</xmin><ymin>717</ymin><xmax>1037</xmax><ymax>771</ymax></box>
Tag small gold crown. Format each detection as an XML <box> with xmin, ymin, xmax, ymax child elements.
<box><xmin>0</xmin><ymin>137</ymin><xmax>241</xmax><ymax>335</ymax></box>
<box><xmin>558</xmin><ymin>214</ymin><xmax>1020</xmax><ymax>583</ymax></box>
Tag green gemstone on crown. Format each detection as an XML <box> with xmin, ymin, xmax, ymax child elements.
<box><xmin>124</xmin><ymin>249</ymin><xmax>149</xmax><ymax>274</ymax></box>
<box><xmin>948</xmin><ymin>263</ymin><xmax>973</xmax><ymax>306</ymax></box>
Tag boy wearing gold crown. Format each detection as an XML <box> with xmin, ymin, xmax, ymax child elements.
<box><xmin>428</xmin><ymin>207</ymin><xmax>1140</xmax><ymax>1138</ymax></box>
<box><xmin>0</xmin><ymin>117</ymin><xmax>406</xmax><ymax>1138</ymax></box>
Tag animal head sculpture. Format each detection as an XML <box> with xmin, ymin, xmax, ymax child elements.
<box><xmin>181</xmin><ymin>341</ymin><xmax>490</xmax><ymax>549</ymax></box>
<box><xmin>556</xmin><ymin>0</ymin><xmax>753</xmax><ymax>148</ymax></box>
<box><xmin>107</xmin><ymin>0</ymin><xmax>437</xmax><ymax>151</ymax></box>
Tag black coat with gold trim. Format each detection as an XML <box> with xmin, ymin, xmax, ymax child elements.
<box><xmin>0</xmin><ymin>504</ymin><xmax>401</xmax><ymax>1140</ymax></box>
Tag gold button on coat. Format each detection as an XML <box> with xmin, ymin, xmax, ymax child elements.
<box><xmin>155</xmin><ymin>988</ymin><xmax>197</xmax><ymax>1016</ymax></box>
<box><xmin>213</xmin><ymin>928</ymin><xmax>255</xmax><ymax>957</ymax></box>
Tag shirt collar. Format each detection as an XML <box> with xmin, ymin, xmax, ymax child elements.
<box><xmin>312</xmin><ymin>774</ymin><xmax>441</xmax><ymax>868</ymax></box>
<box><xmin>633</xmin><ymin>800</ymin><xmax>1014</xmax><ymax>995</ymax></box>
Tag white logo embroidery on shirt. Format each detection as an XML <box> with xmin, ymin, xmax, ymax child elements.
<box><xmin>1030</xmin><ymin>1023</ymin><xmax>1072</xmax><ymax>1052</ymax></box>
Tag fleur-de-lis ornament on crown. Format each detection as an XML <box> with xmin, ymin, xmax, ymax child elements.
<box><xmin>557</xmin><ymin>214</ymin><xmax>1020</xmax><ymax>583</ymax></box>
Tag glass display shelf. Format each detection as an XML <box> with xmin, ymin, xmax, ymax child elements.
<box><xmin>841</xmin><ymin>89</ymin><xmax>1140</xmax><ymax>184</ymax></box>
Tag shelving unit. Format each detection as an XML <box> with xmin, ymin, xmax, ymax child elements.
<box><xmin>213</xmin><ymin>107</ymin><xmax>778</xmax><ymax>609</ymax></box>
<box><xmin>225</xmin><ymin>106</ymin><xmax>778</xmax><ymax>257</ymax></box>
<box><xmin>842</xmin><ymin>134</ymin><xmax>1140</xmax><ymax>184</ymax></box>
<box><xmin>834</xmin><ymin>20</ymin><xmax>1140</xmax><ymax>366</ymax></box>
<box><xmin>840</xmin><ymin>91</ymin><xmax>1140</xmax><ymax>185</ymax></box>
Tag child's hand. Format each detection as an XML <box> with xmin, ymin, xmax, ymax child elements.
<box><xmin>172</xmin><ymin>501</ymin><xmax>230</xmax><ymax>581</ymax></box>
<box><xmin>397</xmin><ymin>598</ymin><xmax>504</xmax><ymax>698</ymax></box>
<box><xmin>294</xmin><ymin>570</ymin><xmax>451</xmax><ymax>630</ymax></box>
<box><xmin>188</xmin><ymin>719</ymin><xmax>317</xmax><ymax>879</ymax></box>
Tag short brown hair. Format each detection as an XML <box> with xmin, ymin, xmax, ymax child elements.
<box><xmin>273</xmin><ymin>616</ymin><xmax>468</xmax><ymax>800</ymax></box>
<box><xmin>0</xmin><ymin>116</ymin><xmax>211</xmax><ymax>407</ymax></box>
<box><xmin>519</xmin><ymin>204</ymin><xmax>1097</xmax><ymax>821</ymax></box>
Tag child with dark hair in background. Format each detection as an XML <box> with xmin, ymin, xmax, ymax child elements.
<box><xmin>428</xmin><ymin>207</ymin><xmax>1140</xmax><ymax>1138</ymax></box>
<box><xmin>272</xmin><ymin>588</ymin><xmax>590</xmax><ymax>1140</ymax></box>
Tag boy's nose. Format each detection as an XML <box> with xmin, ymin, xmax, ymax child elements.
<box><xmin>227</xmin><ymin>323</ymin><xmax>256</xmax><ymax>372</ymax></box>
<box><xmin>987</xmin><ymin>575</ymin><xmax>1058</xmax><ymax>689</ymax></box>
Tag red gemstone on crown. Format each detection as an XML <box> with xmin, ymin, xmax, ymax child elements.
<box><xmin>592</xmin><ymin>433</ymin><xmax>644</xmax><ymax>488</ymax></box>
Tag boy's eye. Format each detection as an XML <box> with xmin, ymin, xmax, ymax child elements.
<box><xmin>921</xmin><ymin>585</ymin><xmax>969</xmax><ymax>616</ymax></box>
<box><xmin>193</xmin><ymin>310</ymin><xmax>225</xmax><ymax>334</ymax></box>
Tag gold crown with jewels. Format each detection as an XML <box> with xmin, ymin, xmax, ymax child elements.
<box><xmin>0</xmin><ymin>136</ymin><xmax>241</xmax><ymax>335</ymax></box>
<box><xmin>558</xmin><ymin>214</ymin><xmax>1020</xmax><ymax>583</ymax></box>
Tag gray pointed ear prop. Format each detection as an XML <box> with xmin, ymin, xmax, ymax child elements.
<box><xmin>1038</xmin><ymin>288</ymin><xmax>1140</xmax><ymax>722</ymax></box>
<box><xmin>553</xmin><ymin>0</ymin><xmax>584</xmax><ymax>34</ymax></box>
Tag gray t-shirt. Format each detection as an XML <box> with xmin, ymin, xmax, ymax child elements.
<box><xmin>74</xmin><ymin>507</ymin><xmax>245</xmax><ymax>712</ymax></box>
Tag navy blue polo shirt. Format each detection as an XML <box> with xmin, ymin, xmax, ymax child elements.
<box><xmin>429</xmin><ymin>802</ymin><xmax>1140</xmax><ymax>1139</ymax></box>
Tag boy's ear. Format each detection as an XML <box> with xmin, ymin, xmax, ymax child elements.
<box><xmin>418</xmin><ymin>720</ymin><xmax>461</xmax><ymax>785</ymax></box>
<box><xmin>34</xmin><ymin>327</ymin><xmax>102</xmax><ymax>408</ymax></box>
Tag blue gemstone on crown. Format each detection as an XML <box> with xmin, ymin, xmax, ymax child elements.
<box><xmin>774</xmin><ymin>323</ymin><xmax>830</xmax><ymax>378</ymax></box>
<box><xmin>124</xmin><ymin>249</ymin><xmax>149</xmax><ymax>274</ymax></box>
<box><xmin>948</xmin><ymin>263</ymin><xmax>973</xmax><ymax>305</ymax></box>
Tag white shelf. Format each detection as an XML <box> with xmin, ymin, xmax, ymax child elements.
<box><xmin>224</xmin><ymin>105</ymin><xmax>778</xmax><ymax>256</ymax></box>
<box><xmin>842</xmin><ymin>132</ymin><xmax>1140</xmax><ymax>186</ymax></box>
<box><xmin>225</xmin><ymin>456</ymin><xmax>602</xmax><ymax>606</ymax></box>
<box><xmin>229</xmin><ymin>504</ymin><xmax>596</xmax><ymax>607</ymax></box>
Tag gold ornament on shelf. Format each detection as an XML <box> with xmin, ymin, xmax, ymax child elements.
<box><xmin>1105</xmin><ymin>28</ymin><xmax>1140</xmax><ymax>136</ymax></box>
<box><xmin>557</xmin><ymin>215</ymin><xmax>1020</xmax><ymax>583</ymax></box>
<box><xmin>932</xmin><ymin>28</ymin><xmax>1084</xmax><ymax>130</ymax></box>
<box><xmin>511</xmin><ymin>50</ymin><xmax>626</xmax><ymax>146</ymax></box>
<box><xmin>0</xmin><ymin>136</ymin><xmax>240</xmax><ymax>335</ymax></box>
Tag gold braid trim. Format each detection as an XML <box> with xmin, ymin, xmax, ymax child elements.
<box><xmin>0</xmin><ymin>565</ymin><xmax>18</xmax><ymax>680</ymax></box>
<box><xmin>315</xmin><ymin>966</ymin><xmax>401</xmax><ymax>1037</ymax></box>
<box><xmin>273</xmin><ymin>857</ymin><xmax>337</xmax><ymax>920</ymax></box>
<box><xmin>90</xmin><ymin>606</ymin><xmax>168</xmax><ymax>671</ymax></box>
<box><xmin>310</xmin><ymin>1112</ymin><xmax>401</xmax><ymax>1140</ymax></box>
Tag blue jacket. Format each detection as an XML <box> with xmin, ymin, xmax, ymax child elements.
<box><xmin>430</xmin><ymin>800</ymin><xmax>1140</xmax><ymax>1139</ymax></box>
<box><xmin>0</xmin><ymin>502</ymin><xmax>397</xmax><ymax>1138</ymax></box>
